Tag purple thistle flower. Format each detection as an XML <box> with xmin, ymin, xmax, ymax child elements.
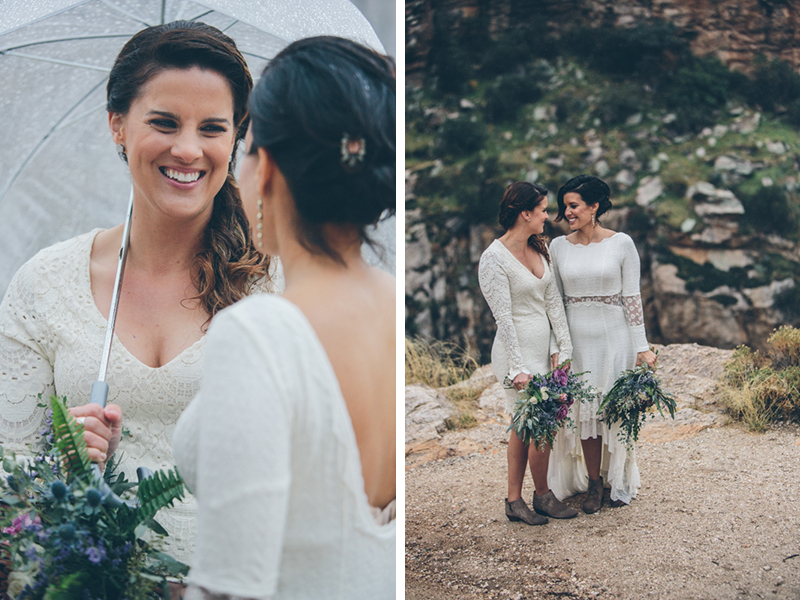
<box><xmin>86</xmin><ymin>545</ymin><xmax>105</xmax><ymax>565</ymax></box>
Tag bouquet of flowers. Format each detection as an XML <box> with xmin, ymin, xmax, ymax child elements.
<box><xmin>598</xmin><ymin>357</ymin><xmax>676</xmax><ymax>450</ymax></box>
<box><xmin>505</xmin><ymin>362</ymin><xmax>598</xmax><ymax>450</ymax></box>
<box><xmin>0</xmin><ymin>396</ymin><xmax>187</xmax><ymax>600</ymax></box>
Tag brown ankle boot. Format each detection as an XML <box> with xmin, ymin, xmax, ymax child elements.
<box><xmin>532</xmin><ymin>491</ymin><xmax>578</xmax><ymax>519</ymax></box>
<box><xmin>505</xmin><ymin>498</ymin><xmax>548</xmax><ymax>526</ymax></box>
<box><xmin>582</xmin><ymin>477</ymin><xmax>603</xmax><ymax>514</ymax></box>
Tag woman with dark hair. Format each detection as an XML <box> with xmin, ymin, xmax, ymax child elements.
<box><xmin>172</xmin><ymin>36</ymin><xmax>395</xmax><ymax>598</ymax></box>
<box><xmin>549</xmin><ymin>174</ymin><xmax>656</xmax><ymax>513</ymax></box>
<box><xmin>0</xmin><ymin>21</ymin><xmax>274</xmax><ymax>561</ymax></box>
<box><xmin>478</xmin><ymin>181</ymin><xmax>576</xmax><ymax>527</ymax></box>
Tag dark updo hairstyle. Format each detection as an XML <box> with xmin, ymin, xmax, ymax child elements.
<box><xmin>498</xmin><ymin>181</ymin><xmax>551</xmax><ymax>264</ymax></box>
<box><xmin>248</xmin><ymin>36</ymin><xmax>396</xmax><ymax>263</ymax></box>
<box><xmin>555</xmin><ymin>175</ymin><xmax>612</xmax><ymax>225</ymax></box>
<box><xmin>106</xmin><ymin>21</ymin><xmax>269</xmax><ymax>323</ymax></box>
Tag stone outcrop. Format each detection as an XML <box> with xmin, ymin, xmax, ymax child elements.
<box><xmin>406</xmin><ymin>0</ymin><xmax>800</xmax><ymax>78</ymax></box>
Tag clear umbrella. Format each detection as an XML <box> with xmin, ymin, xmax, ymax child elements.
<box><xmin>0</xmin><ymin>0</ymin><xmax>389</xmax><ymax>502</ymax></box>
<box><xmin>0</xmin><ymin>0</ymin><xmax>389</xmax><ymax>298</ymax></box>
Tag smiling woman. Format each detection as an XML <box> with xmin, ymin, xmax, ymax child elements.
<box><xmin>0</xmin><ymin>21</ymin><xmax>275</xmax><ymax>564</ymax></box>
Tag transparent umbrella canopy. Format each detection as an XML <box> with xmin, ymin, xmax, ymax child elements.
<box><xmin>0</xmin><ymin>0</ymin><xmax>390</xmax><ymax>298</ymax></box>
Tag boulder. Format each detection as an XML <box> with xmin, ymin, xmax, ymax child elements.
<box><xmin>405</xmin><ymin>384</ymin><xmax>455</xmax><ymax>444</ymax></box>
<box><xmin>636</xmin><ymin>176</ymin><xmax>663</xmax><ymax>206</ymax></box>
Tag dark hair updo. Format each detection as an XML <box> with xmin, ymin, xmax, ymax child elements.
<box><xmin>498</xmin><ymin>181</ymin><xmax>551</xmax><ymax>263</ymax></box>
<box><xmin>556</xmin><ymin>175</ymin><xmax>613</xmax><ymax>225</ymax></box>
<box><xmin>248</xmin><ymin>36</ymin><xmax>396</xmax><ymax>263</ymax></box>
<box><xmin>106</xmin><ymin>20</ymin><xmax>268</xmax><ymax>323</ymax></box>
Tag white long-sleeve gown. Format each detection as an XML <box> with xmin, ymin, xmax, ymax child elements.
<box><xmin>549</xmin><ymin>232</ymin><xmax>650</xmax><ymax>504</ymax></box>
<box><xmin>478</xmin><ymin>239</ymin><xmax>572</xmax><ymax>415</ymax></box>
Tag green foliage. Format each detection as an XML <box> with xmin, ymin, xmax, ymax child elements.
<box><xmin>454</xmin><ymin>154</ymin><xmax>505</xmax><ymax>223</ymax></box>
<box><xmin>484</xmin><ymin>75</ymin><xmax>542</xmax><ymax>123</ymax></box>
<box><xmin>746</xmin><ymin>55</ymin><xmax>800</xmax><ymax>112</ymax></box>
<box><xmin>594</xmin><ymin>83</ymin><xmax>645</xmax><ymax>125</ymax></box>
<box><xmin>599</xmin><ymin>360</ymin><xmax>676</xmax><ymax>450</ymax></box>
<box><xmin>737</xmin><ymin>184</ymin><xmax>798</xmax><ymax>237</ymax></box>
<box><xmin>662</xmin><ymin>55</ymin><xmax>734</xmax><ymax>132</ymax></box>
<box><xmin>137</xmin><ymin>468</ymin><xmax>185</xmax><ymax>522</ymax></box>
<box><xmin>480</xmin><ymin>29</ymin><xmax>533</xmax><ymax>76</ymax></box>
<box><xmin>49</xmin><ymin>396</ymin><xmax>91</xmax><ymax>481</ymax></box>
<box><xmin>721</xmin><ymin>327</ymin><xmax>800</xmax><ymax>429</ymax></box>
<box><xmin>438</xmin><ymin>117</ymin><xmax>487</xmax><ymax>157</ymax></box>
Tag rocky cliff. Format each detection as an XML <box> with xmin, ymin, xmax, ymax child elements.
<box><xmin>407</xmin><ymin>0</ymin><xmax>800</xmax><ymax>78</ymax></box>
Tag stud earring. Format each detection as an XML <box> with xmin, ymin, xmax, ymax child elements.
<box><xmin>116</xmin><ymin>144</ymin><xmax>127</xmax><ymax>163</ymax></box>
<box><xmin>256</xmin><ymin>197</ymin><xmax>263</xmax><ymax>250</ymax></box>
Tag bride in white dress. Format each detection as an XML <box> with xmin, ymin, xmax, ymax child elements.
<box><xmin>549</xmin><ymin>175</ymin><xmax>657</xmax><ymax>512</ymax></box>
<box><xmin>172</xmin><ymin>37</ymin><xmax>395</xmax><ymax>599</ymax></box>
<box><xmin>478</xmin><ymin>181</ymin><xmax>577</xmax><ymax>526</ymax></box>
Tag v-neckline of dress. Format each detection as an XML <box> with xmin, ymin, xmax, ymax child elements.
<box><xmin>496</xmin><ymin>239</ymin><xmax>546</xmax><ymax>281</ymax></box>
<box><xmin>81</xmin><ymin>229</ymin><xmax>205</xmax><ymax>372</ymax></box>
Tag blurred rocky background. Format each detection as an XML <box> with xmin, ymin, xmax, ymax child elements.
<box><xmin>405</xmin><ymin>0</ymin><xmax>800</xmax><ymax>361</ymax></box>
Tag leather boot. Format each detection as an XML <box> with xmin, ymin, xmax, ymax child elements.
<box><xmin>582</xmin><ymin>477</ymin><xmax>603</xmax><ymax>514</ymax></box>
<box><xmin>505</xmin><ymin>498</ymin><xmax>548</xmax><ymax>525</ymax></box>
<box><xmin>532</xmin><ymin>490</ymin><xmax>578</xmax><ymax>519</ymax></box>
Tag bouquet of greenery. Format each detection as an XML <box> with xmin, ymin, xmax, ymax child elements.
<box><xmin>598</xmin><ymin>358</ymin><xmax>677</xmax><ymax>450</ymax></box>
<box><xmin>0</xmin><ymin>396</ymin><xmax>187</xmax><ymax>600</ymax></box>
<box><xmin>505</xmin><ymin>362</ymin><xmax>598</xmax><ymax>450</ymax></box>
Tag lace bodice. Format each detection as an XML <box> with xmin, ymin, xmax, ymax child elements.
<box><xmin>550</xmin><ymin>233</ymin><xmax>649</xmax><ymax>352</ymax></box>
<box><xmin>0</xmin><ymin>229</ymin><xmax>279</xmax><ymax>562</ymax></box>
<box><xmin>478</xmin><ymin>239</ymin><xmax>572</xmax><ymax>381</ymax></box>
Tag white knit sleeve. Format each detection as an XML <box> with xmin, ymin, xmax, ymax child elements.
<box><xmin>544</xmin><ymin>272</ymin><xmax>572</xmax><ymax>364</ymax></box>
<box><xmin>619</xmin><ymin>236</ymin><xmax>650</xmax><ymax>353</ymax></box>
<box><xmin>187</xmin><ymin>308</ymin><xmax>294</xmax><ymax>599</ymax></box>
<box><xmin>478</xmin><ymin>248</ymin><xmax>529</xmax><ymax>380</ymax></box>
<box><xmin>0</xmin><ymin>264</ymin><xmax>54</xmax><ymax>455</ymax></box>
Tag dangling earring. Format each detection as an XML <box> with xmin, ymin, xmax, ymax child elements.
<box><xmin>116</xmin><ymin>144</ymin><xmax>127</xmax><ymax>163</ymax></box>
<box><xmin>591</xmin><ymin>212</ymin><xmax>596</xmax><ymax>228</ymax></box>
<box><xmin>256</xmin><ymin>197</ymin><xmax>263</xmax><ymax>250</ymax></box>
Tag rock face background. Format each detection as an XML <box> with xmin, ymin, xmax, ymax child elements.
<box><xmin>404</xmin><ymin>0</ymin><xmax>800</xmax><ymax>362</ymax></box>
<box><xmin>407</xmin><ymin>0</ymin><xmax>800</xmax><ymax>78</ymax></box>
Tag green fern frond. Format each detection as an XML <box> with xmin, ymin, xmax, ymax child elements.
<box><xmin>49</xmin><ymin>395</ymin><xmax>91</xmax><ymax>481</ymax></box>
<box><xmin>137</xmin><ymin>468</ymin><xmax>185</xmax><ymax>521</ymax></box>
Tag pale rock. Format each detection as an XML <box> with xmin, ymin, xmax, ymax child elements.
<box><xmin>547</xmin><ymin>123</ymin><xmax>558</xmax><ymax>135</ymax></box>
<box><xmin>546</xmin><ymin>155</ymin><xmax>564</xmax><ymax>167</ymax></box>
<box><xmin>615</xmin><ymin>169</ymin><xmax>636</xmax><ymax>190</ymax></box>
<box><xmin>742</xmin><ymin>279</ymin><xmax>795</xmax><ymax>309</ymax></box>
<box><xmin>686</xmin><ymin>182</ymin><xmax>745</xmax><ymax>216</ymax></box>
<box><xmin>708</xmin><ymin>137</ymin><xmax>717</xmax><ymax>147</ymax></box>
<box><xmin>713</xmin><ymin>124</ymin><xmax>728</xmax><ymax>138</ymax></box>
<box><xmin>652</xmin><ymin>264</ymin><xmax>686</xmax><ymax>295</ymax></box>
<box><xmin>701</xmin><ymin>127</ymin><xmax>713</xmax><ymax>137</ymax></box>
<box><xmin>406</xmin><ymin>268</ymin><xmax>432</xmax><ymax>297</ymax></box>
<box><xmin>534</xmin><ymin>106</ymin><xmax>549</xmax><ymax>121</ymax></box>
<box><xmin>586</xmin><ymin>146</ymin><xmax>604</xmax><ymax>164</ymax></box>
<box><xmin>695</xmin><ymin>147</ymin><xmax>706</xmax><ymax>158</ymax></box>
<box><xmin>626</xmin><ymin>112</ymin><xmax>643</xmax><ymax>125</ymax></box>
<box><xmin>530</xmin><ymin>150</ymin><xmax>539</xmax><ymax>161</ymax></box>
<box><xmin>663</xmin><ymin>113</ymin><xmax>677</xmax><ymax>124</ymax></box>
<box><xmin>432</xmin><ymin>275</ymin><xmax>446</xmax><ymax>303</ymax></box>
<box><xmin>669</xmin><ymin>247</ymin><xmax>753</xmax><ymax>272</ymax></box>
<box><xmin>460</xmin><ymin>98</ymin><xmax>475</xmax><ymax>109</ymax></box>
<box><xmin>525</xmin><ymin>168</ymin><xmax>539</xmax><ymax>183</ymax></box>
<box><xmin>405</xmin><ymin>222</ymin><xmax>432</xmax><ymax>269</ymax></box>
<box><xmin>657</xmin><ymin>152</ymin><xmax>670</xmax><ymax>162</ymax></box>
<box><xmin>636</xmin><ymin>176</ymin><xmax>663</xmax><ymax>206</ymax></box>
<box><xmin>731</xmin><ymin>112</ymin><xmax>760</xmax><ymax>134</ymax></box>
<box><xmin>503</xmin><ymin>131</ymin><xmax>512</xmax><ymax>140</ymax></box>
<box><xmin>655</xmin><ymin>294</ymin><xmax>746</xmax><ymax>348</ymax></box>
<box><xmin>477</xmin><ymin>381</ymin><xmax>507</xmax><ymax>416</ymax></box>
<box><xmin>405</xmin><ymin>169</ymin><xmax>418</xmax><ymax>201</ymax></box>
<box><xmin>762</xmin><ymin>177</ymin><xmax>773</xmax><ymax>187</ymax></box>
<box><xmin>713</xmin><ymin>155</ymin><xmax>754</xmax><ymax>176</ymax></box>
<box><xmin>405</xmin><ymin>385</ymin><xmax>455</xmax><ymax>444</ymax></box>
<box><xmin>680</xmin><ymin>218</ymin><xmax>697</xmax><ymax>233</ymax></box>
<box><xmin>619</xmin><ymin>148</ymin><xmax>639</xmax><ymax>168</ymax></box>
<box><xmin>648</xmin><ymin>158</ymin><xmax>661</xmax><ymax>173</ymax></box>
<box><xmin>595</xmin><ymin>160</ymin><xmax>609</xmax><ymax>177</ymax></box>
<box><xmin>766</xmin><ymin>141</ymin><xmax>786</xmax><ymax>155</ymax></box>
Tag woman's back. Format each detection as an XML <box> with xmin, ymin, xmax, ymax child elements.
<box><xmin>284</xmin><ymin>264</ymin><xmax>395</xmax><ymax>510</ymax></box>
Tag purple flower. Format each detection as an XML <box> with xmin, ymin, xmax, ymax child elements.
<box><xmin>552</xmin><ymin>369</ymin><xmax>568</xmax><ymax>387</ymax></box>
<box><xmin>85</xmin><ymin>545</ymin><xmax>105</xmax><ymax>565</ymax></box>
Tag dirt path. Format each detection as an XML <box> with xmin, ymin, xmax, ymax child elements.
<box><xmin>405</xmin><ymin>345</ymin><xmax>800</xmax><ymax>599</ymax></box>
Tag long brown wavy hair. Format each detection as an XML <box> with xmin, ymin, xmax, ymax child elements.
<box><xmin>498</xmin><ymin>181</ymin><xmax>551</xmax><ymax>264</ymax></box>
<box><xmin>107</xmin><ymin>21</ymin><xmax>270</xmax><ymax>324</ymax></box>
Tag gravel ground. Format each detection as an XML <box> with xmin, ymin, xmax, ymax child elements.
<box><xmin>405</xmin><ymin>345</ymin><xmax>800</xmax><ymax>599</ymax></box>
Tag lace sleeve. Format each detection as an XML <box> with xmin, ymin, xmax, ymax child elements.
<box><xmin>0</xmin><ymin>266</ymin><xmax>54</xmax><ymax>455</ymax></box>
<box><xmin>544</xmin><ymin>274</ymin><xmax>572</xmax><ymax>363</ymax></box>
<box><xmin>620</xmin><ymin>236</ymin><xmax>650</xmax><ymax>353</ymax></box>
<box><xmin>478</xmin><ymin>249</ymin><xmax>529</xmax><ymax>380</ymax></box>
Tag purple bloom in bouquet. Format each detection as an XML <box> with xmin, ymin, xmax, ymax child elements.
<box><xmin>557</xmin><ymin>404</ymin><xmax>569</xmax><ymax>420</ymax></box>
<box><xmin>552</xmin><ymin>368</ymin><xmax>568</xmax><ymax>387</ymax></box>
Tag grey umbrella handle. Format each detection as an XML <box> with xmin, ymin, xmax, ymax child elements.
<box><xmin>88</xmin><ymin>381</ymin><xmax>109</xmax><ymax>407</ymax></box>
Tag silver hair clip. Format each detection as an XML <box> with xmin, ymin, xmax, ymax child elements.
<box><xmin>340</xmin><ymin>134</ymin><xmax>366</xmax><ymax>172</ymax></box>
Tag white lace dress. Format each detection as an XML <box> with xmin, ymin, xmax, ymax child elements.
<box><xmin>172</xmin><ymin>295</ymin><xmax>395</xmax><ymax>599</ymax></box>
<box><xmin>0</xmin><ymin>229</ymin><xmax>276</xmax><ymax>563</ymax></box>
<box><xmin>478</xmin><ymin>239</ymin><xmax>572</xmax><ymax>415</ymax></box>
<box><xmin>549</xmin><ymin>232</ymin><xmax>650</xmax><ymax>504</ymax></box>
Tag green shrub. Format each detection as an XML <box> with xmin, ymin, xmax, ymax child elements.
<box><xmin>594</xmin><ymin>83</ymin><xmax>645</xmax><ymax>125</ymax></box>
<box><xmin>745</xmin><ymin>55</ymin><xmax>800</xmax><ymax>112</ymax></box>
<box><xmin>768</xmin><ymin>325</ymin><xmax>800</xmax><ymax>368</ymax></box>
<box><xmin>484</xmin><ymin>75</ymin><xmax>542</xmax><ymax>123</ymax></box>
<box><xmin>737</xmin><ymin>185</ymin><xmax>798</xmax><ymax>237</ymax></box>
<box><xmin>438</xmin><ymin>117</ymin><xmax>487</xmax><ymax>157</ymax></box>
<box><xmin>480</xmin><ymin>29</ymin><xmax>533</xmax><ymax>76</ymax></box>
<box><xmin>787</xmin><ymin>98</ymin><xmax>800</xmax><ymax>128</ymax></box>
<box><xmin>453</xmin><ymin>154</ymin><xmax>504</xmax><ymax>223</ymax></box>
